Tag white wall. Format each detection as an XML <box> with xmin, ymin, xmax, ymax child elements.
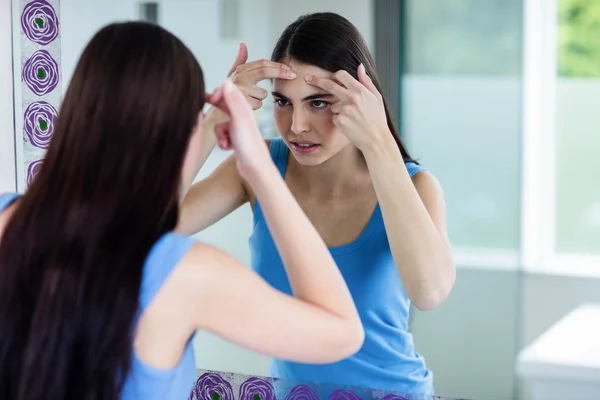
<box><xmin>161</xmin><ymin>0</ymin><xmax>270</xmax><ymax>93</ymax></box>
<box><xmin>60</xmin><ymin>0</ymin><xmax>138</xmax><ymax>91</ymax></box>
<box><xmin>60</xmin><ymin>0</ymin><xmax>272</xmax><ymax>93</ymax></box>
<box><xmin>0</xmin><ymin>0</ymin><xmax>16</xmax><ymax>193</ymax></box>
<box><xmin>267</xmin><ymin>0</ymin><xmax>374</xmax><ymax>52</ymax></box>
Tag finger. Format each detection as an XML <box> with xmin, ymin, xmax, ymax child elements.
<box><xmin>331</xmin><ymin>102</ymin><xmax>342</xmax><ymax>115</ymax></box>
<box><xmin>247</xmin><ymin>96</ymin><xmax>263</xmax><ymax>110</ymax></box>
<box><xmin>241</xmin><ymin>85</ymin><xmax>268</xmax><ymax>101</ymax></box>
<box><xmin>333</xmin><ymin>70</ymin><xmax>363</xmax><ymax>92</ymax></box>
<box><xmin>244</xmin><ymin>66</ymin><xmax>296</xmax><ymax>82</ymax></box>
<box><xmin>304</xmin><ymin>75</ymin><xmax>349</xmax><ymax>99</ymax></box>
<box><xmin>357</xmin><ymin>64</ymin><xmax>380</xmax><ymax>97</ymax></box>
<box><xmin>205</xmin><ymin>87</ymin><xmax>224</xmax><ymax>106</ymax></box>
<box><xmin>214</xmin><ymin>121</ymin><xmax>232</xmax><ymax>150</ymax></box>
<box><xmin>238</xmin><ymin>58</ymin><xmax>291</xmax><ymax>73</ymax></box>
<box><xmin>207</xmin><ymin>90</ymin><xmax>230</xmax><ymax>115</ymax></box>
<box><xmin>332</xmin><ymin>114</ymin><xmax>346</xmax><ymax>127</ymax></box>
<box><xmin>222</xmin><ymin>79</ymin><xmax>255</xmax><ymax>121</ymax></box>
<box><xmin>218</xmin><ymin>136</ymin><xmax>232</xmax><ymax>151</ymax></box>
<box><xmin>212</xmin><ymin>86</ymin><xmax>224</xmax><ymax>104</ymax></box>
<box><xmin>227</xmin><ymin>42</ymin><xmax>249</xmax><ymax>77</ymax></box>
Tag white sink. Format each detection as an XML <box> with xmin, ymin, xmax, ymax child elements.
<box><xmin>517</xmin><ymin>303</ymin><xmax>600</xmax><ymax>400</ymax></box>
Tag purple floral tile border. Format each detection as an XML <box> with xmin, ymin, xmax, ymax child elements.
<box><xmin>190</xmin><ymin>369</ymin><xmax>469</xmax><ymax>400</ymax></box>
<box><xmin>19</xmin><ymin>0</ymin><xmax>62</xmax><ymax>189</ymax></box>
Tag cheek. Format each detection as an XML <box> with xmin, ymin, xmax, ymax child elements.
<box><xmin>319</xmin><ymin>112</ymin><xmax>338</xmax><ymax>133</ymax></box>
<box><xmin>313</xmin><ymin>111</ymin><xmax>343</xmax><ymax>138</ymax></box>
<box><xmin>273</xmin><ymin>108</ymin><xmax>291</xmax><ymax>132</ymax></box>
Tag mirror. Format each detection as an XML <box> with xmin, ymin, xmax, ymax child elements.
<box><xmin>4</xmin><ymin>0</ymin><xmax>600</xmax><ymax>399</ymax></box>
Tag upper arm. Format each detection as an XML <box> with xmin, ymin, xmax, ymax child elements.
<box><xmin>177</xmin><ymin>140</ymin><xmax>274</xmax><ymax>235</ymax></box>
<box><xmin>177</xmin><ymin>154</ymin><xmax>247</xmax><ymax>236</ymax></box>
<box><xmin>176</xmin><ymin>243</ymin><xmax>362</xmax><ymax>364</ymax></box>
<box><xmin>411</xmin><ymin>171</ymin><xmax>450</xmax><ymax>247</ymax></box>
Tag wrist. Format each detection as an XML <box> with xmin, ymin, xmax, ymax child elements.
<box><xmin>361</xmin><ymin>130</ymin><xmax>398</xmax><ymax>160</ymax></box>
<box><xmin>204</xmin><ymin>106</ymin><xmax>228</xmax><ymax>128</ymax></box>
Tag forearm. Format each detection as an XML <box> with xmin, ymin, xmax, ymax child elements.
<box><xmin>196</xmin><ymin>107</ymin><xmax>226</xmax><ymax>176</ymax></box>
<box><xmin>180</xmin><ymin>107</ymin><xmax>226</xmax><ymax>198</ymax></box>
<box><xmin>363</xmin><ymin>138</ymin><xmax>455</xmax><ymax>310</ymax></box>
<box><xmin>245</xmin><ymin>165</ymin><xmax>357</xmax><ymax>320</ymax></box>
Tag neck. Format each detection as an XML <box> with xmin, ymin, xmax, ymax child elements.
<box><xmin>287</xmin><ymin>143</ymin><xmax>371</xmax><ymax>198</ymax></box>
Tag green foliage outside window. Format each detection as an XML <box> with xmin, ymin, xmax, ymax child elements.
<box><xmin>558</xmin><ymin>0</ymin><xmax>600</xmax><ymax>77</ymax></box>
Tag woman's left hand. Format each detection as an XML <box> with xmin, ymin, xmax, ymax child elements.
<box><xmin>304</xmin><ymin>64</ymin><xmax>390</xmax><ymax>153</ymax></box>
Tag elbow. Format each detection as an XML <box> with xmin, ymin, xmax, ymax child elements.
<box><xmin>331</xmin><ymin>319</ymin><xmax>365</xmax><ymax>361</ymax></box>
<box><xmin>347</xmin><ymin>322</ymin><xmax>366</xmax><ymax>356</ymax></box>
<box><xmin>412</xmin><ymin>262</ymin><xmax>456</xmax><ymax>311</ymax></box>
<box><xmin>413</xmin><ymin>293</ymin><xmax>447</xmax><ymax>311</ymax></box>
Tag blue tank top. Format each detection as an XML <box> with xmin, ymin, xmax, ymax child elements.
<box><xmin>249</xmin><ymin>139</ymin><xmax>434</xmax><ymax>395</ymax></box>
<box><xmin>0</xmin><ymin>192</ymin><xmax>197</xmax><ymax>400</ymax></box>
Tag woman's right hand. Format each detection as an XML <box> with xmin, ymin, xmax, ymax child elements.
<box><xmin>228</xmin><ymin>44</ymin><xmax>296</xmax><ymax>110</ymax></box>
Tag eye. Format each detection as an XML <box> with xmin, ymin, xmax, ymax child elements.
<box><xmin>310</xmin><ymin>100</ymin><xmax>329</xmax><ymax>109</ymax></box>
<box><xmin>274</xmin><ymin>98</ymin><xmax>290</xmax><ymax>107</ymax></box>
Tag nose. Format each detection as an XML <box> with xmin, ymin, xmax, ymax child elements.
<box><xmin>291</xmin><ymin>108</ymin><xmax>310</xmax><ymax>134</ymax></box>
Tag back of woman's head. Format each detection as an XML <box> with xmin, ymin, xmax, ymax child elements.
<box><xmin>272</xmin><ymin>12</ymin><xmax>415</xmax><ymax>162</ymax></box>
<box><xmin>0</xmin><ymin>21</ymin><xmax>204</xmax><ymax>400</ymax></box>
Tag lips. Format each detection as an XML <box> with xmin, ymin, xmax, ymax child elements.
<box><xmin>290</xmin><ymin>140</ymin><xmax>320</xmax><ymax>154</ymax></box>
<box><xmin>292</xmin><ymin>141</ymin><xmax>317</xmax><ymax>146</ymax></box>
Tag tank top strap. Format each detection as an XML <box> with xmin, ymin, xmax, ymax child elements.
<box><xmin>138</xmin><ymin>232</ymin><xmax>196</xmax><ymax>311</ymax></box>
<box><xmin>269</xmin><ymin>138</ymin><xmax>289</xmax><ymax>178</ymax></box>
<box><xmin>0</xmin><ymin>193</ymin><xmax>20</xmax><ymax>213</ymax></box>
<box><xmin>405</xmin><ymin>161</ymin><xmax>426</xmax><ymax>178</ymax></box>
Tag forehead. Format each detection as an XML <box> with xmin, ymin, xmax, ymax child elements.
<box><xmin>272</xmin><ymin>59</ymin><xmax>333</xmax><ymax>99</ymax></box>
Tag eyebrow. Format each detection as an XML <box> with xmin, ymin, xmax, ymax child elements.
<box><xmin>271</xmin><ymin>91</ymin><xmax>334</xmax><ymax>102</ymax></box>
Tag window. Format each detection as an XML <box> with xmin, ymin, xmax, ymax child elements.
<box><xmin>555</xmin><ymin>0</ymin><xmax>600</xmax><ymax>256</ymax></box>
<box><xmin>522</xmin><ymin>0</ymin><xmax>599</xmax><ymax>275</ymax></box>
<box><xmin>404</xmin><ymin>0</ymin><xmax>600</xmax><ymax>274</ymax></box>
<box><xmin>402</xmin><ymin>0</ymin><xmax>524</xmax><ymax>265</ymax></box>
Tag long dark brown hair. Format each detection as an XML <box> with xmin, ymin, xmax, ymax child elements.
<box><xmin>272</xmin><ymin>12</ymin><xmax>417</xmax><ymax>163</ymax></box>
<box><xmin>0</xmin><ymin>21</ymin><xmax>205</xmax><ymax>399</ymax></box>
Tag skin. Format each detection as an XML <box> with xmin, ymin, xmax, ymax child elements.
<box><xmin>180</xmin><ymin>48</ymin><xmax>456</xmax><ymax>311</ymax></box>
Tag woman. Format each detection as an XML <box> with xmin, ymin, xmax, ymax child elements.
<box><xmin>180</xmin><ymin>13</ymin><xmax>455</xmax><ymax>395</ymax></box>
<box><xmin>0</xmin><ymin>22</ymin><xmax>364</xmax><ymax>400</ymax></box>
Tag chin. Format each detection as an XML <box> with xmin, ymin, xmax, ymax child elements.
<box><xmin>291</xmin><ymin>154</ymin><xmax>328</xmax><ymax>167</ymax></box>
<box><xmin>285</xmin><ymin>142</ymin><xmax>328</xmax><ymax>166</ymax></box>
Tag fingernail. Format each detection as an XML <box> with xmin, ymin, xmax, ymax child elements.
<box><xmin>281</xmin><ymin>64</ymin><xmax>291</xmax><ymax>70</ymax></box>
<box><xmin>287</xmin><ymin>71</ymin><xmax>296</xmax><ymax>78</ymax></box>
<box><xmin>359</xmin><ymin>63</ymin><xmax>366</xmax><ymax>73</ymax></box>
<box><xmin>305</xmin><ymin>75</ymin><xmax>313</xmax><ymax>83</ymax></box>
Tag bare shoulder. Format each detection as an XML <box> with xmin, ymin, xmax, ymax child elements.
<box><xmin>173</xmin><ymin>242</ymin><xmax>235</xmax><ymax>290</ymax></box>
<box><xmin>154</xmin><ymin>242</ymin><xmax>241</xmax><ymax>322</ymax></box>
<box><xmin>410</xmin><ymin>169</ymin><xmax>449</xmax><ymax>240</ymax></box>
<box><xmin>133</xmin><ymin>241</ymin><xmax>246</xmax><ymax>367</ymax></box>
<box><xmin>411</xmin><ymin>169</ymin><xmax>444</xmax><ymax>199</ymax></box>
<box><xmin>0</xmin><ymin>200</ymin><xmax>18</xmax><ymax>243</ymax></box>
